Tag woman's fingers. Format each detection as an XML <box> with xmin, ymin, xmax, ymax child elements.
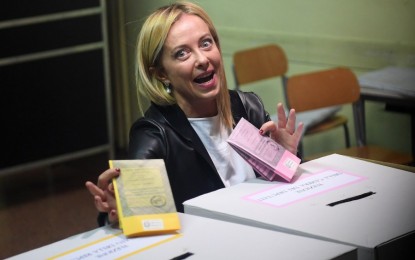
<box><xmin>85</xmin><ymin>168</ymin><xmax>120</xmax><ymax>215</ymax></box>
<box><xmin>85</xmin><ymin>181</ymin><xmax>105</xmax><ymax>198</ymax></box>
<box><xmin>97</xmin><ymin>168</ymin><xmax>120</xmax><ymax>190</ymax></box>
<box><xmin>94</xmin><ymin>195</ymin><xmax>110</xmax><ymax>212</ymax></box>
<box><xmin>286</xmin><ymin>108</ymin><xmax>297</xmax><ymax>135</ymax></box>
<box><xmin>108</xmin><ymin>209</ymin><xmax>119</xmax><ymax>223</ymax></box>
<box><xmin>277</xmin><ymin>103</ymin><xmax>287</xmax><ymax>129</ymax></box>
<box><xmin>259</xmin><ymin>120</ymin><xmax>277</xmax><ymax>135</ymax></box>
<box><xmin>90</xmin><ymin>187</ymin><xmax>117</xmax><ymax>213</ymax></box>
<box><xmin>258</xmin><ymin>102</ymin><xmax>305</xmax><ymax>155</ymax></box>
<box><xmin>292</xmin><ymin>121</ymin><xmax>304</xmax><ymax>147</ymax></box>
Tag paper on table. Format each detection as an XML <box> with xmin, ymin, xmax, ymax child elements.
<box><xmin>244</xmin><ymin>169</ymin><xmax>366</xmax><ymax>207</ymax></box>
<box><xmin>48</xmin><ymin>232</ymin><xmax>180</xmax><ymax>260</ymax></box>
<box><xmin>227</xmin><ymin>118</ymin><xmax>301</xmax><ymax>182</ymax></box>
<box><xmin>358</xmin><ymin>66</ymin><xmax>415</xmax><ymax>97</ymax></box>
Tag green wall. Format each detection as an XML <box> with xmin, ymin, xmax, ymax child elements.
<box><xmin>123</xmin><ymin>0</ymin><xmax>415</xmax><ymax>157</ymax></box>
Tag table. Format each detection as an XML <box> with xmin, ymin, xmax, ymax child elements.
<box><xmin>355</xmin><ymin>67</ymin><xmax>415</xmax><ymax>156</ymax></box>
<box><xmin>7</xmin><ymin>213</ymin><xmax>357</xmax><ymax>260</ymax></box>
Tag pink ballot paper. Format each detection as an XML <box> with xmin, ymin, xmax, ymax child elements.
<box><xmin>227</xmin><ymin>117</ymin><xmax>301</xmax><ymax>182</ymax></box>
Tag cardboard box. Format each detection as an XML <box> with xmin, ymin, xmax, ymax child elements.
<box><xmin>184</xmin><ymin>154</ymin><xmax>415</xmax><ymax>260</ymax></box>
<box><xmin>9</xmin><ymin>213</ymin><xmax>357</xmax><ymax>260</ymax></box>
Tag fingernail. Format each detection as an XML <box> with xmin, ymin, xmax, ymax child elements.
<box><xmin>115</xmin><ymin>168</ymin><xmax>120</xmax><ymax>172</ymax></box>
<box><xmin>259</xmin><ymin>130</ymin><xmax>264</xmax><ymax>135</ymax></box>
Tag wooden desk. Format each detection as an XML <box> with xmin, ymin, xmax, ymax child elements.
<box><xmin>354</xmin><ymin>67</ymin><xmax>415</xmax><ymax>156</ymax></box>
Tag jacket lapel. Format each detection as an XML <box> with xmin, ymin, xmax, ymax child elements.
<box><xmin>148</xmin><ymin>90</ymin><xmax>252</xmax><ymax>180</ymax></box>
<box><xmin>151</xmin><ymin>104</ymin><xmax>218</xmax><ymax>172</ymax></box>
<box><xmin>230</xmin><ymin>90</ymin><xmax>248</xmax><ymax>126</ymax></box>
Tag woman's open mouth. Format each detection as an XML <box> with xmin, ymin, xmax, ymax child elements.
<box><xmin>194</xmin><ymin>72</ymin><xmax>214</xmax><ymax>84</ymax></box>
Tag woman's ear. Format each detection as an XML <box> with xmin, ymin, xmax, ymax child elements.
<box><xmin>150</xmin><ymin>66</ymin><xmax>168</xmax><ymax>83</ymax></box>
<box><xmin>150</xmin><ymin>66</ymin><xmax>171</xmax><ymax>93</ymax></box>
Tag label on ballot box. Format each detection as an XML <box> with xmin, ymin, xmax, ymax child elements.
<box><xmin>227</xmin><ymin>117</ymin><xmax>301</xmax><ymax>182</ymax></box>
<box><xmin>110</xmin><ymin>159</ymin><xmax>180</xmax><ymax>237</ymax></box>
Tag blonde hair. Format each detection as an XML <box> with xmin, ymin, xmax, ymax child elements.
<box><xmin>135</xmin><ymin>1</ymin><xmax>233</xmax><ymax>129</ymax></box>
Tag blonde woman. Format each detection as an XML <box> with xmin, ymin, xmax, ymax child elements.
<box><xmin>86</xmin><ymin>1</ymin><xmax>303</xmax><ymax>226</ymax></box>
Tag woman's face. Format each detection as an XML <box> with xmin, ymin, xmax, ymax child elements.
<box><xmin>159</xmin><ymin>14</ymin><xmax>222</xmax><ymax>117</ymax></box>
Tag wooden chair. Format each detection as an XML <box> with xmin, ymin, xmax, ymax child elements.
<box><xmin>232</xmin><ymin>44</ymin><xmax>350</xmax><ymax>158</ymax></box>
<box><xmin>233</xmin><ymin>44</ymin><xmax>288</xmax><ymax>92</ymax></box>
<box><xmin>286</xmin><ymin>67</ymin><xmax>413</xmax><ymax>164</ymax></box>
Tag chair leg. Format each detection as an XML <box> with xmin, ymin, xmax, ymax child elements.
<box><xmin>343</xmin><ymin>124</ymin><xmax>351</xmax><ymax>148</ymax></box>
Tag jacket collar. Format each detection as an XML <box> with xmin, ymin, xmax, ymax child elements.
<box><xmin>229</xmin><ymin>90</ymin><xmax>248</xmax><ymax>126</ymax></box>
<box><xmin>147</xmin><ymin>103</ymin><xmax>194</xmax><ymax>141</ymax></box>
<box><xmin>146</xmin><ymin>103</ymin><xmax>217</xmax><ymax>170</ymax></box>
<box><xmin>148</xmin><ymin>90</ymin><xmax>244</xmax><ymax>131</ymax></box>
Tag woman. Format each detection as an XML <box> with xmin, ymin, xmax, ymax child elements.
<box><xmin>86</xmin><ymin>1</ymin><xmax>303</xmax><ymax>226</ymax></box>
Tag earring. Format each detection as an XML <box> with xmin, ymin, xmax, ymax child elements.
<box><xmin>163</xmin><ymin>82</ymin><xmax>171</xmax><ymax>94</ymax></box>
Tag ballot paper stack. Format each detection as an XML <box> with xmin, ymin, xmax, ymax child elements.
<box><xmin>228</xmin><ymin>118</ymin><xmax>301</xmax><ymax>182</ymax></box>
<box><xmin>110</xmin><ymin>159</ymin><xmax>181</xmax><ymax>237</ymax></box>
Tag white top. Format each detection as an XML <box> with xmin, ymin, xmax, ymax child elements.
<box><xmin>189</xmin><ymin>115</ymin><xmax>256</xmax><ymax>187</ymax></box>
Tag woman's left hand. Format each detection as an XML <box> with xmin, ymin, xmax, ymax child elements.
<box><xmin>259</xmin><ymin>103</ymin><xmax>304</xmax><ymax>155</ymax></box>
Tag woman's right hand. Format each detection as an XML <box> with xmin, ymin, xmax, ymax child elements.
<box><xmin>260</xmin><ymin>103</ymin><xmax>303</xmax><ymax>155</ymax></box>
<box><xmin>85</xmin><ymin>168</ymin><xmax>120</xmax><ymax>224</ymax></box>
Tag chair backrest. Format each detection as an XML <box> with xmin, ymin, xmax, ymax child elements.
<box><xmin>286</xmin><ymin>67</ymin><xmax>360</xmax><ymax>112</ymax></box>
<box><xmin>233</xmin><ymin>44</ymin><xmax>288</xmax><ymax>88</ymax></box>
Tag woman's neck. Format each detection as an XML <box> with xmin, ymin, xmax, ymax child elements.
<box><xmin>178</xmin><ymin>99</ymin><xmax>218</xmax><ymax>118</ymax></box>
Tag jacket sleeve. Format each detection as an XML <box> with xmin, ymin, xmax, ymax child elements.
<box><xmin>236</xmin><ymin>90</ymin><xmax>272</xmax><ymax>128</ymax></box>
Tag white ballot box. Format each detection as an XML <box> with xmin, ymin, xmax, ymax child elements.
<box><xmin>183</xmin><ymin>154</ymin><xmax>415</xmax><ymax>260</ymax></box>
<box><xmin>7</xmin><ymin>213</ymin><xmax>356</xmax><ymax>260</ymax></box>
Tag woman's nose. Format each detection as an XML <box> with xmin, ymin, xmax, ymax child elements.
<box><xmin>195</xmin><ymin>51</ymin><xmax>209</xmax><ymax>69</ymax></box>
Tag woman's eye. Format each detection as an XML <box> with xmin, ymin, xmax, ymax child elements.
<box><xmin>175</xmin><ymin>50</ymin><xmax>187</xmax><ymax>58</ymax></box>
<box><xmin>201</xmin><ymin>39</ymin><xmax>213</xmax><ymax>48</ymax></box>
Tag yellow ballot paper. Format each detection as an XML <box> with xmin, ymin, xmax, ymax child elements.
<box><xmin>109</xmin><ymin>159</ymin><xmax>180</xmax><ymax>237</ymax></box>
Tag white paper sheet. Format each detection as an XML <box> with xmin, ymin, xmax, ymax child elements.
<box><xmin>49</xmin><ymin>232</ymin><xmax>179</xmax><ymax>260</ymax></box>
<box><xmin>244</xmin><ymin>170</ymin><xmax>366</xmax><ymax>207</ymax></box>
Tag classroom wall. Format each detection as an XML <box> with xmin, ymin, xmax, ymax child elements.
<box><xmin>122</xmin><ymin>0</ymin><xmax>415</xmax><ymax>157</ymax></box>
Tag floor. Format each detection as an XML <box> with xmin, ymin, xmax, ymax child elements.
<box><xmin>0</xmin><ymin>152</ymin><xmax>111</xmax><ymax>259</ymax></box>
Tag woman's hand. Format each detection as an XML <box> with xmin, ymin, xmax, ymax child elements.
<box><xmin>259</xmin><ymin>103</ymin><xmax>304</xmax><ymax>155</ymax></box>
<box><xmin>85</xmin><ymin>168</ymin><xmax>120</xmax><ymax>224</ymax></box>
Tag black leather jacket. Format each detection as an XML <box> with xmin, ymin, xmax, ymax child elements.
<box><xmin>98</xmin><ymin>90</ymin><xmax>271</xmax><ymax>226</ymax></box>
